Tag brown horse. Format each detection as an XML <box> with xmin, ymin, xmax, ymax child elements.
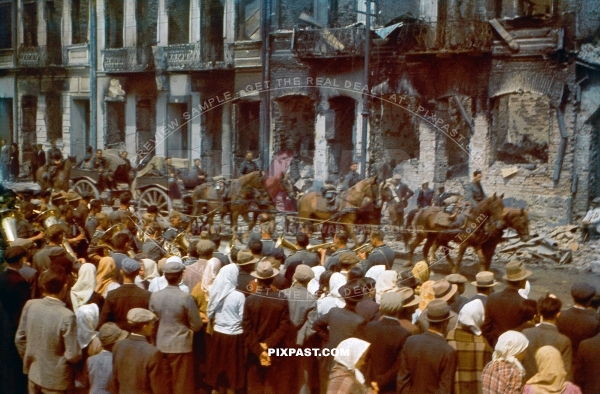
<box><xmin>297</xmin><ymin>176</ymin><xmax>380</xmax><ymax>245</ymax></box>
<box><xmin>192</xmin><ymin>171</ymin><xmax>266</xmax><ymax>240</ymax></box>
<box><xmin>407</xmin><ymin>194</ymin><xmax>505</xmax><ymax>271</ymax></box>
<box><xmin>36</xmin><ymin>156</ymin><xmax>77</xmax><ymax>192</ymax></box>
<box><xmin>427</xmin><ymin>206</ymin><xmax>529</xmax><ymax>273</ymax></box>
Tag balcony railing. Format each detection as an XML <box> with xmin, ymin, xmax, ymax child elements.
<box><xmin>18</xmin><ymin>45</ymin><xmax>63</xmax><ymax>67</ymax></box>
<box><xmin>292</xmin><ymin>26</ymin><xmax>365</xmax><ymax>58</ymax></box>
<box><xmin>103</xmin><ymin>46</ymin><xmax>154</xmax><ymax>72</ymax></box>
<box><xmin>406</xmin><ymin>18</ymin><xmax>493</xmax><ymax>53</ymax></box>
<box><xmin>165</xmin><ymin>43</ymin><xmax>231</xmax><ymax>71</ymax></box>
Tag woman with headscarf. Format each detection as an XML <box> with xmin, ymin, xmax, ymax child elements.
<box><xmin>326</xmin><ymin>337</ymin><xmax>375</xmax><ymax>394</ymax></box>
<box><xmin>365</xmin><ymin>265</ymin><xmax>386</xmax><ymax>282</ymax></box>
<box><xmin>308</xmin><ymin>266</ymin><xmax>325</xmax><ymax>295</ymax></box>
<box><xmin>481</xmin><ymin>330</ymin><xmax>529</xmax><ymax>394</ymax></box>
<box><xmin>69</xmin><ymin>263</ymin><xmax>104</xmax><ymax>313</ymax></box>
<box><xmin>375</xmin><ymin>270</ymin><xmax>399</xmax><ymax>303</ymax></box>
<box><xmin>317</xmin><ymin>272</ymin><xmax>347</xmax><ymax>318</ymax></box>
<box><xmin>447</xmin><ymin>299</ymin><xmax>493</xmax><ymax>394</ymax></box>
<box><xmin>201</xmin><ymin>256</ymin><xmax>222</xmax><ymax>295</ymax></box>
<box><xmin>95</xmin><ymin>256</ymin><xmax>120</xmax><ymax>297</ymax></box>
<box><xmin>136</xmin><ymin>258</ymin><xmax>160</xmax><ymax>290</ymax></box>
<box><xmin>74</xmin><ymin>304</ymin><xmax>102</xmax><ymax>391</ymax></box>
<box><xmin>205</xmin><ymin>264</ymin><xmax>246</xmax><ymax>393</ymax></box>
<box><xmin>522</xmin><ymin>346</ymin><xmax>581</xmax><ymax>394</ymax></box>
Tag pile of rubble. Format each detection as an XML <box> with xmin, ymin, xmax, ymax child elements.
<box><xmin>496</xmin><ymin>225</ymin><xmax>582</xmax><ymax>268</ymax></box>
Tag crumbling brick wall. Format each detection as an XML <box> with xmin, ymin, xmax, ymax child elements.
<box><xmin>278</xmin><ymin>0</ymin><xmax>313</xmax><ymax>29</ymax></box>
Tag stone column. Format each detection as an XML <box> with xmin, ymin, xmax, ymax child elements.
<box><xmin>190</xmin><ymin>0</ymin><xmax>201</xmax><ymax>43</ymax></box>
<box><xmin>355</xmin><ymin>103</ymin><xmax>367</xmax><ymax>175</ymax></box>
<box><xmin>313</xmin><ymin>111</ymin><xmax>328</xmax><ymax>190</ymax></box>
<box><xmin>468</xmin><ymin>113</ymin><xmax>491</xmax><ymax>174</ymax></box>
<box><xmin>190</xmin><ymin>92</ymin><xmax>202</xmax><ymax>162</ymax></box>
<box><xmin>155</xmin><ymin>91</ymin><xmax>168</xmax><ymax>156</ymax></box>
<box><xmin>124</xmin><ymin>0</ymin><xmax>136</xmax><ymax>47</ymax></box>
<box><xmin>418</xmin><ymin>120</ymin><xmax>436</xmax><ymax>185</ymax></box>
<box><xmin>157</xmin><ymin>0</ymin><xmax>169</xmax><ymax>46</ymax></box>
<box><xmin>221</xmin><ymin>101</ymin><xmax>232</xmax><ymax>178</ymax></box>
<box><xmin>125</xmin><ymin>93</ymin><xmax>136</xmax><ymax>157</ymax></box>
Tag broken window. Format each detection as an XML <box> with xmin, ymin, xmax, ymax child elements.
<box><xmin>22</xmin><ymin>1</ymin><xmax>38</xmax><ymax>47</ymax></box>
<box><xmin>46</xmin><ymin>92</ymin><xmax>63</xmax><ymax>142</ymax></box>
<box><xmin>326</xmin><ymin>96</ymin><xmax>355</xmax><ymax>179</ymax></box>
<box><xmin>136</xmin><ymin>99</ymin><xmax>156</xmax><ymax>160</ymax></box>
<box><xmin>0</xmin><ymin>2</ymin><xmax>12</xmax><ymax>49</ymax></box>
<box><xmin>494</xmin><ymin>0</ymin><xmax>554</xmax><ymax>18</ymax></box>
<box><xmin>234</xmin><ymin>101</ymin><xmax>260</xmax><ymax>168</ymax></box>
<box><xmin>202</xmin><ymin>106</ymin><xmax>222</xmax><ymax>175</ymax></box>
<box><xmin>236</xmin><ymin>0</ymin><xmax>260</xmax><ymax>40</ymax></box>
<box><xmin>136</xmin><ymin>0</ymin><xmax>157</xmax><ymax>47</ymax></box>
<box><xmin>105</xmin><ymin>0</ymin><xmax>124</xmax><ymax>48</ymax></box>
<box><xmin>45</xmin><ymin>1</ymin><xmax>61</xmax><ymax>63</ymax></box>
<box><xmin>491</xmin><ymin>93</ymin><xmax>550</xmax><ymax>165</ymax></box>
<box><xmin>378</xmin><ymin>95</ymin><xmax>420</xmax><ymax>163</ymax></box>
<box><xmin>71</xmin><ymin>0</ymin><xmax>89</xmax><ymax>44</ymax></box>
<box><xmin>21</xmin><ymin>96</ymin><xmax>37</xmax><ymax>165</ymax></box>
<box><xmin>168</xmin><ymin>0</ymin><xmax>190</xmax><ymax>45</ymax></box>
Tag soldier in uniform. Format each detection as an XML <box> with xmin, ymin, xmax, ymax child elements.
<box><xmin>342</xmin><ymin>162</ymin><xmax>361</xmax><ymax>191</ymax></box>
<box><xmin>388</xmin><ymin>173</ymin><xmax>414</xmax><ymax>228</ymax></box>
<box><xmin>464</xmin><ymin>170</ymin><xmax>486</xmax><ymax>207</ymax></box>
<box><xmin>239</xmin><ymin>150</ymin><xmax>259</xmax><ymax>175</ymax></box>
<box><xmin>88</xmin><ymin>212</ymin><xmax>111</xmax><ymax>262</ymax></box>
<box><xmin>358</xmin><ymin>228</ymin><xmax>395</xmax><ymax>271</ymax></box>
<box><xmin>321</xmin><ymin>230</ymin><xmax>356</xmax><ymax>271</ymax></box>
<box><xmin>416</xmin><ymin>182</ymin><xmax>434</xmax><ymax>209</ymax></box>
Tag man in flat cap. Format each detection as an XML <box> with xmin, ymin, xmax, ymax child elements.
<box><xmin>86</xmin><ymin>323</ymin><xmax>127</xmax><ymax>394</ymax></box>
<box><xmin>149</xmin><ymin>260</ymin><xmax>203</xmax><ymax>394</ymax></box>
<box><xmin>364</xmin><ymin>292</ymin><xmax>411</xmax><ymax>393</ymax></box>
<box><xmin>99</xmin><ymin>258</ymin><xmax>151</xmax><ymax>331</ymax></box>
<box><xmin>242</xmin><ymin>259</ymin><xmax>292</xmax><ymax>393</ymax></box>
<box><xmin>482</xmin><ymin>260</ymin><xmax>533</xmax><ymax>347</ymax></box>
<box><xmin>397</xmin><ymin>299</ymin><xmax>458</xmax><ymax>394</ymax></box>
<box><xmin>112</xmin><ymin>308</ymin><xmax>170</xmax><ymax>394</ymax></box>
<box><xmin>557</xmin><ymin>282</ymin><xmax>600</xmax><ymax>357</ymax></box>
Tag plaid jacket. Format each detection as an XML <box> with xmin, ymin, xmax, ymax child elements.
<box><xmin>447</xmin><ymin>327</ymin><xmax>493</xmax><ymax>394</ymax></box>
<box><xmin>481</xmin><ymin>360</ymin><xmax>524</xmax><ymax>394</ymax></box>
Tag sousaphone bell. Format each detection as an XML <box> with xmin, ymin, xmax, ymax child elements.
<box><xmin>275</xmin><ymin>234</ymin><xmax>300</xmax><ymax>252</ymax></box>
<box><xmin>0</xmin><ymin>209</ymin><xmax>18</xmax><ymax>243</ymax></box>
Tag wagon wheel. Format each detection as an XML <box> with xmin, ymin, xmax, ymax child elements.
<box><xmin>138</xmin><ymin>187</ymin><xmax>171</xmax><ymax>217</ymax></box>
<box><xmin>73</xmin><ymin>179</ymin><xmax>100</xmax><ymax>200</ymax></box>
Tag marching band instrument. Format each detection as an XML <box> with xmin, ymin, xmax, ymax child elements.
<box><xmin>35</xmin><ymin>209</ymin><xmax>78</xmax><ymax>258</ymax></box>
<box><xmin>0</xmin><ymin>209</ymin><xmax>18</xmax><ymax>243</ymax></box>
<box><xmin>222</xmin><ymin>238</ymin><xmax>235</xmax><ymax>255</ymax></box>
<box><xmin>307</xmin><ymin>242</ymin><xmax>335</xmax><ymax>253</ymax></box>
<box><xmin>98</xmin><ymin>224</ymin><xmax>135</xmax><ymax>258</ymax></box>
<box><xmin>275</xmin><ymin>234</ymin><xmax>300</xmax><ymax>252</ymax></box>
<box><xmin>173</xmin><ymin>231</ymin><xmax>190</xmax><ymax>254</ymax></box>
<box><xmin>353</xmin><ymin>242</ymin><xmax>374</xmax><ymax>254</ymax></box>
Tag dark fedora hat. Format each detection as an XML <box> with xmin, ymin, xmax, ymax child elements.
<box><xmin>503</xmin><ymin>260</ymin><xmax>532</xmax><ymax>282</ymax></box>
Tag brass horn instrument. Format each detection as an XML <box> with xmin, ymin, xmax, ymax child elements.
<box><xmin>275</xmin><ymin>234</ymin><xmax>300</xmax><ymax>252</ymax></box>
<box><xmin>222</xmin><ymin>238</ymin><xmax>235</xmax><ymax>255</ymax></box>
<box><xmin>98</xmin><ymin>224</ymin><xmax>135</xmax><ymax>258</ymax></box>
<box><xmin>173</xmin><ymin>231</ymin><xmax>190</xmax><ymax>254</ymax></box>
<box><xmin>0</xmin><ymin>209</ymin><xmax>18</xmax><ymax>243</ymax></box>
<box><xmin>35</xmin><ymin>209</ymin><xmax>77</xmax><ymax>258</ymax></box>
<box><xmin>307</xmin><ymin>242</ymin><xmax>335</xmax><ymax>253</ymax></box>
<box><xmin>353</xmin><ymin>242</ymin><xmax>374</xmax><ymax>254</ymax></box>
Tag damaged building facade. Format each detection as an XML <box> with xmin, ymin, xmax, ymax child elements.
<box><xmin>0</xmin><ymin>0</ymin><xmax>599</xmax><ymax>227</ymax></box>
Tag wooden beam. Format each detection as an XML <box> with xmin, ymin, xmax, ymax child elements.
<box><xmin>489</xmin><ymin>19</ymin><xmax>519</xmax><ymax>51</ymax></box>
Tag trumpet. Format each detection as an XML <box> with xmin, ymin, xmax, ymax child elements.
<box><xmin>307</xmin><ymin>242</ymin><xmax>335</xmax><ymax>253</ymax></box>
<box><xmin>223</xmin><ymin>238</ymin><xmax>235</xmax><ymax>255</ymax></box>
<box><xmin>353</xmin><ymin>242</ymin><xmax>374</xmax><ymax>254</ymax></box>
<box><xmin>275</xmin><ymin>234</ymin><xmax>300</xmax><ymax>252</ymax></box>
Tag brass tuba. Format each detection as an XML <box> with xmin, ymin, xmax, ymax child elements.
<box><xmin>275</xmin><ymin>234</ymin><xmax>300</xmax><ymax>252</ymax></box>
<box><xmin>0</xmin><ymin>209</ymin><xmax>18</xmax><ymax>243</ymax></box>
<box><xmin>307</xmin><ymin>242</ymin><xmax>335</xmax><ymax>253</ymax></box>
<box><xmin>98</xmin><ymin>224</ymin><xmax>134</xmax><ymax>258</ymax></box>
<box><xmin>35</xmin><ymin>209</ymin><xmax>77</xmax><ymax>258</ymax></box>
<box><xmin>173</xmin><ymin>232</ymin><xmax>190</xmax><ymax>255</ymax></box>
<box><xmin>222</xmin><ymin>238</ymin><xmax>235</xmax><ymax>255</ymax></box>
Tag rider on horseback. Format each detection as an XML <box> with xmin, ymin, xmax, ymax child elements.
<box><xmin>43</xmin><ymin>140</ymin><xmax>64</xmax><ymax>184</ymax></box>
<box><xmin>321</xmin><ymin>178</ymin><xmax>338</xmax><ymax>212</ymax></box>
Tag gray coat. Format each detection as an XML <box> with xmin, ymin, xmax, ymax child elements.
<box><xmin>149</xmin><ymin>285</ymin><xmax>203</xmax><ymax>353</ymax></box>
<box><xmin>15</xmin><ymin>297</ymin><xmax>81</xmax><ymax>390</ymax></box>
<box><xmin>464</xmin><ymin>181</ymin><xmax>486</xmax><ymax>206</ymax></box>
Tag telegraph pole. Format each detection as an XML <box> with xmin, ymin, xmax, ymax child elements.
<box><xmin>259</xmin><ymin>0</ymin><xmax>271</xmax><ymax>170</ymax></box>
<box><xmin>90</xmin><ymin>0</ymin><xmax>97</xmax><ymax>150</ymax></box>
<box><xmin>358</xmin><ymin>0</ymin><xmax>375</xmax><ymax>178</ymax></box>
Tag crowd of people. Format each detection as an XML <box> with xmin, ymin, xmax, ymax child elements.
<box><xmin>2</xmin><ymin>188</ymin><xmax>600</xmax><ymax>394</ymax></box>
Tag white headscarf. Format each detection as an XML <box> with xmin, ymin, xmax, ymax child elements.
<box><xmin>307</xmin><ymin>266</ymin><xmax>325</xmax><ymax>295</ymax></box>
<box><xmin>76</xmin><ymin>303</ymin><xmax>99</xmax><ymax>348</ymax></box>
<box><xmin>202</xmin><ymin>257</ymin><xmax>222</xmax><ymax>294</ymax></box>
<box><xmin>375</xmin><ymin>270</ymin><xmax>399</xmax><ymax>303</ymax></box>
<box><xmin>70</xmin><ymin>263</ymin><xmax>97</xmax><ymax>312</ymax></box>
<box><xmin>519</xmin><ymin>280</ymin><xmax>531</xmax><ymax>299</ymax></box>
<box><xmin>141</xmin><ymin>258</ymin><xmax>160</xmax><ymax>281</ymax></box>
<box><xmin>334</xmin><ymin>338</ymin><xmax>371</xmax><ymax>384</ymax></box>
<box><xmin>207</xmin><ymin>264</ymin><xmax>239</xmax><ymax>320</ymax></box>
<box><xmin>365</xmin><ymin>265</ymin><xmax>386</xmax><ymax>281</ymax></box>
<box><xmin>458</xmin><ymin>299</ymin><xmax>485</xmax><ymax>336</ymax></box>
<box><xmin>329</xmin><ymin>272</ymin><xmax>347</xmax><ymax>308</ymax></box>
<box><xmin>492</xmin><ymin>330</ymin><xmax>529</xmax><ymax>372</ymax></box>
